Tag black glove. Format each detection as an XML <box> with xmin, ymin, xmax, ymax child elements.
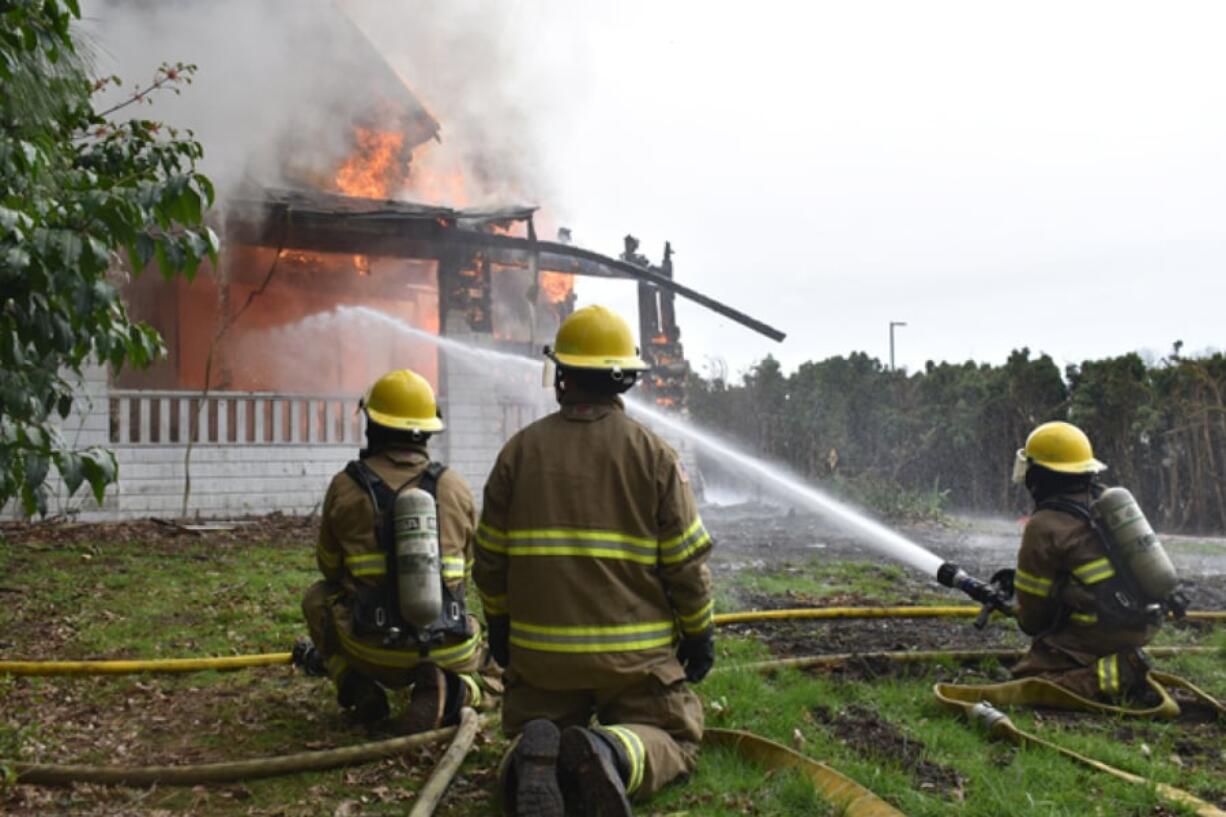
<box><xmin>676</xmin><ymin>633</ymin><xmax>715</xmax><ymax>683</ymax></box>
<box><xmin>487</xmin><ymin>616</ymin><xmax>510</xmax><ymax>668</ymax></box>
<box><xmin>989</xmin><ymin>568</ymin><xmax>1016</xmax><ymax>602</ymax></box>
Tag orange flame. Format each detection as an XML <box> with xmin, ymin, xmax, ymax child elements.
<box><xmin>335</xmin><ymin>128</ymin><xmax>407</xmax><ymax>199</ymax></box>
<box><xmin>539</xmin><ymin>271</ymin><xmax>574</xmax><ymax>306</ymax></box>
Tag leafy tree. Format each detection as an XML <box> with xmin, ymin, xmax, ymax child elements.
<box><xmin>1</xmin><ymin>1</ymin><xmax>216</xmax><ymax>514</ymax></box>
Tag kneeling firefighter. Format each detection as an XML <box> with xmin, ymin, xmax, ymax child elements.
<box><xmin>475</xmin><ymin>305</ymin><xmax>714</xmax><ymax>817</ymax></box>
<box><xmin>1009</xmin><ymin>421</ymin><xmax>1186</xmax><ymax>701</ymax></box>
<box><xmin>297</xmin><ymin>369</ymin><xmax>496</xmax><ymax>729</ymax></box>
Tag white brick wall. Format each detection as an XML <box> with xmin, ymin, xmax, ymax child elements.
<box><xmin>4</xmin><ymin>332</ymin><xmax>702</xmax><ymax>521</ymax></box>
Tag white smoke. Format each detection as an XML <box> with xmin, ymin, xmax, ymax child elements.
<box><xmin>80</xmin><ymin>0</ymin><xmax>584</xmax><ymax>208</ymax></box>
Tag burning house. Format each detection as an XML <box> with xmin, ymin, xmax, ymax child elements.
<box><xmin>9</xmin><ymin>2</ymin><xmax>782</xmax><ymax>520</ymax></box>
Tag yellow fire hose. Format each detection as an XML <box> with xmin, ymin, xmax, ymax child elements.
<box><xmin>713</xmin><ymin>606</ymin><xmax>1226</xmax><ymax>625</ymax></box>
<box><xmin>721</xmin><ymin>645</ymin><xmax>1220</xmax><ymax>675</ymax></box>
<box><xmin>2</xmin><ymin>607</ymin><xmax>1222</xmax><ymax>815</ymax></box>
<box><xmin>933</xmin><ymin>678</ymin><xmax>1226</xmax><ymax>817</ymax></box>
<box><xmin>0</xmin><ymin>652</ymin><xmax>293</xmax><ymax>676</ymax></box>
<box><xmin>2</xmin><ymin>605</ymin><xmax>1220</xmax><ymax>677</ymax></box>
<box><xmin>703</xmin><ymin>729</ymin><xmax>905</xmax><ymax>817</ymax></box>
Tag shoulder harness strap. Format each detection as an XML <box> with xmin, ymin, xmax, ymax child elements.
<box><xmin>416</xmin><ymin>461</ymin><xmax>448</xmax><ymax>498</ymax></box>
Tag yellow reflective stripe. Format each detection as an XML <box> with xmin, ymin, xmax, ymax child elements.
<box><xmin>1070</xmin><ymin>611</ymin><xmax>1098</xmax><ymax>626</ymax></box>
<box><xmin>477</xmin><ymin>523</ymin><xmax>507</xmax><ymax>554</ymax></box>
<box><xmin>678</xmin><ymin>599</ymin><xmax>715</xmax><ymax>635</ymax></box>
<box><xmin>1073</xmin><ymin>558</ymin><xmax>1115</xmax><ymax>585</ymax></box>
<box><xmin>336</xmin><ymin>626</ymin><xmax>481</xmax><ymax>671</ymax></box>
<box><xmin>1097</xmin><ymin>654</ymin><xmax>1119</xmax><ymax>695</ymax></box>
<box><xmin>324</xmin><ymin>655</ymin><xmax>349</xmax><ymax>684</ymax></box>
<box><xmin>509</xmin><ymin>620</ymin><xmax>674</xmax><ymax>653</ymax></box>
<box><xmin>1014</xmin><ymin>569</ymin><xmax>1053</xmax><ymax>597</ymax></box>
<box><xmin>442</xmin><ymin>556</ymin><xmax>466</xmax><ymax>579</ymax></box>
<box><xmin>459</xmin><ymin>673</ymin><xmax>482</xmax><ymax>708</ymax></box>
<box><xmin>599</xmin><ymin>726</ymin><xmax>645</xmax><ymax>795</ymax></box>
<box><xmin>479</xmin><ymin>524</ymin><xmax>661</xmax><ymax>563</ymax></box>
<box><xmin>660</xmin><ymin>516</ymin><xmax>712</xmax><ymax>565</ymax></box>
<box><xmin>345</xmin><ymin>553</ymin><xmax>386</xmax><ymax>577</ymax></box>
<box><xmin>661</xmin><ymin>517</ymin><xmax>704</xmax><ymax>549</ymax></box>
<box><xmin>316</xmin><ymin>544</ymin><xmax>341</xmax><ymax>569</ymax></box>
<box><xmin>480</xmin><ymin>591</ymin><xmax>508</xmax><ymax>615</ymax></box>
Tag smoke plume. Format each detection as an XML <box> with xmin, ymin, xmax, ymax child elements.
<box><xmin>81</xmin><ymin>0</ymin><xmax>572</xmax><ymax>208</ymax></box>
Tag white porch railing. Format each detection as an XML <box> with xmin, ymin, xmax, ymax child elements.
<box><xmin>108</xmin><ymin>390</ymin><xmax>364</xmax><ymax>446</ymax></box>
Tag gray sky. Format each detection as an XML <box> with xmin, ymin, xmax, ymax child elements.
<box><xmin>522</xmin><ymin>1</ymin><xmax>1226</xmax><ymax>378</ymax></box>
<box><xmin>91</xmin><ymin>1</ymin><xmax>1226</xmax><ymax>380</ymax></box>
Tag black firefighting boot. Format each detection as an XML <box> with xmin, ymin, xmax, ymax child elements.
<box><xmin>291</xmin><ymin>639</ymin><xmax>328</xmax><ymax>677</ymax></box>
<box><xmin>558</xmin><ymin>726</ymin><xmax>633</xmax><ymax>817</ymax></box>
<box><xmin>336</xmin><ymin>673</ymin><xmax>389</xmax><ymax>725</ymax></box>
<box><xmin>504</xmin><ymin>719</ymin><xmax>564</xmax><ymax>817</ymax></box>
<box><xmin>403</xmin><ymin>665</ymin><xmax>467</xmax><ymax>734</ymax></box>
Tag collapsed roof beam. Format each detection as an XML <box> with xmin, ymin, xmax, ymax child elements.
<box><xmin>448</xmin><ymin>231</ymin><xmax>786</xmax><ymax>343</ymax></box>
<box><xmin>226</xmin><ymin>197</ymin><xmax>786</xmax><ymax>343</ymax></box>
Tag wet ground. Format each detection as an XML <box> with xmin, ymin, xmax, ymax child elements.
<box><xmin>703</xmin><ymin>501</ymin><xmax>1226</xmax><ymax>613</ymax></box>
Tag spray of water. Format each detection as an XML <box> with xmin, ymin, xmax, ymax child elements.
<box><xmin>322</xmin><ymin>305</ymin><xmax>947</xmax><ymax>577</ymax></box>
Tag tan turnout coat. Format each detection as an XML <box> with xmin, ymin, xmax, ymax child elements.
<box><xmin>473</xmin><ymin>394</ymin><xmax>714</xmax><ymax>691</ymax></box>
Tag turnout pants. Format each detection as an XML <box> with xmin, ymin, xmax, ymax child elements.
<box><xmin>301</xmin><ymin>580</ymin><xmax>497</xmax><ymax>704</ymax></box>
<box><xmin>500</xmin><ymin>661</ymin><xmax>704</xmax><ymax>800</ymax></box>
<box><xmin>1012</xmin><ymin>639</ymin><xmax>1151</xmax><ymax>702</ymax></box>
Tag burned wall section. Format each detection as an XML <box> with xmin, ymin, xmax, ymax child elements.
<box><xmin>118</xmin><ymin>243</ymin><xmax>440</xmax><ymax>397</ymax></box>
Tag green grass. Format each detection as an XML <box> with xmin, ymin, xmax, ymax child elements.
<box><xmin>2</xmin><ymin>533</ymin><xmax>1223</xmax><ymax>816</ymax></box>
<box><xmin>716</xmin><ymin>556</ymin><xmax>949</xmax><ymax>612</ymax></box>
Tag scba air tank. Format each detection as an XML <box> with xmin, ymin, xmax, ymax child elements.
<box><xmin>391</xmin><ymin>487</ymin><xmax>443</xmax><ymax>631</ymax></box>
<box><xmin>1091</xmin><ymin>487</ymin><xmax>1178</xmax><ymax>601</ymax></box>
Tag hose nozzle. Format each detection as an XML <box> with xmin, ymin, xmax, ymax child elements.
<box><xmin>937</xmin><ymin>562</ymin><xmax>1015</xmax><ymax>629</ymax></box>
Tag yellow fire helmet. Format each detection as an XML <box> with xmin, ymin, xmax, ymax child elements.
<box><xmin>1011</xmin><ymin>421</ymin><xmax>1107</xmax><ymax>483</ymax></box>
<box><xmin>546</xmin><ymin>304</ymin><xmax>650</xmax><ymax>372</ymax></box>
<box><xmin>360</xmin><ymin>369</ymin><xmax>444</xmax><ymax>434</ymax></box>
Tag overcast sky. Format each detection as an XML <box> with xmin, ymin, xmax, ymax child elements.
<box><xmin>92</xmin><ymin>1</ymin><xmax>1226</xmax><ymax>381</ymax></box>
<box><xmin>487</xmin><ymin>1</ymin><xmax>1226</xmax><ymax>379</ymax></box>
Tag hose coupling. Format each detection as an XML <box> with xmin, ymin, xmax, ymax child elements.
<box><xmin>968</xmin><ymin>701</ymin><xmax>1009</xmax><ymax>734</ymax></box>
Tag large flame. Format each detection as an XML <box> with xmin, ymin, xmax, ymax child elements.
<box><xmin>335</xmin><ymin>127</ymin><xmax>408</xmax><ymax>199</ymax></box>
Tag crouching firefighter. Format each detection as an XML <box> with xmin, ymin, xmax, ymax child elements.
<box><xmin>297</xmin><ymin>369</ymin><xmax>496</xmax><ymax>730</ymax></box>
<box><xmin>1008</xmin><ymin>421</ymin><xmax>1187</xmax><ymax>702</ymax></box>
<box><xmin>476</xmin><ymin>305</ymin><xmax>714</xmax><ymax>817</ymax></box>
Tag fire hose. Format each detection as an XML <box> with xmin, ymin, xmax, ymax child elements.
<box><xmin>2</xmin><ymin>606</ymin><xmax>1222</xmax><ymax>677</ymax></box>
<box><xmin>2</xmin><ymin>609</ymin><xmax>1222</xmax><ymax>815</ymax></box>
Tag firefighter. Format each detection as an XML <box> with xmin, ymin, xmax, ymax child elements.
<box><xmin>296</xmin><ymin>369</ymin><xmax>490</xmax><ymax>731</ymax></box>
<box><xmin>475</xmin><ymin>304</ymin><xmax>714</xmax><ymax>817</ymax></box>
<box><xmin>1010</xmin><ymin>421</ymin><xmax>1163</xmax><ymax>701</ymax></box>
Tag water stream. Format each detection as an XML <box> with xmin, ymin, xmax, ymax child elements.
<box><xmin>317</xmin><ymin>305</ymin><xmax>947</xmax><ymax>577</ymax></box>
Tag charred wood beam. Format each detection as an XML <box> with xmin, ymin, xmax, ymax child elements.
<box><xmin>447</xmin><ymin>232</ymin><xmax>786</xmax><ymax>343</ymax></box>
<box><xmin>225</xmin><ymin>202</ymin><xmax>786</xmax><ymax>343</ymax></box>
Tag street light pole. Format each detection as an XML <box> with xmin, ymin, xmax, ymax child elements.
<box><xmin>889</xmin><ymin>321</ymin><xmax>907</xmax><ymax>371</ymax></box>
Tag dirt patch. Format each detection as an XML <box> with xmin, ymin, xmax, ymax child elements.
<box><xmin>734</xmin><ymin>616</ymin><xmax>1028</xmax><ymax>659</ymax></box>
<box><xmin>811</xmin><ymin>703</ymin><xmax>964</xmax><ymax>800</ymax></box>
<box><xmin>0</xmin><ymin>513</ymin><xmax>316</xmax><ymax>552</ymax></box>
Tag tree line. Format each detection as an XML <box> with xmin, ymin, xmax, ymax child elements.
<box><xmin>686</xmin><ymin>345</ymin><xmax>1226</xmax><ymax>533</ymax></box>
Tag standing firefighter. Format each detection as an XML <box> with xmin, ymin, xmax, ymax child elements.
<box><xmin>1010</xmin><ymin>421</ymin><xmax>1184</xmax><ymax>701</ymax></box>
<box><xmin>475</xmin><ymin>305</ymin><xmax>715</xmax><ymax>817</ymax></box>
<box><xmin>297</xmin><ymin>369</ymin><xmax>490</xmax><ymax>731</ymax></box>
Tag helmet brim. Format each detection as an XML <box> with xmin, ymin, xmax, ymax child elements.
<box><xmin>365</xmin><ymin>407</ymin><xmax>444</xmax><ymax>433</ymax></box>
<box><xmin>1033</xmin><ymin>457</ymin><xmax>1107</xmax><ymax>475</ymax></box>
<box><xmin>550</xmin><ymin>350</ymin><xmax>650</xmax><ymax>371</ymax></box>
